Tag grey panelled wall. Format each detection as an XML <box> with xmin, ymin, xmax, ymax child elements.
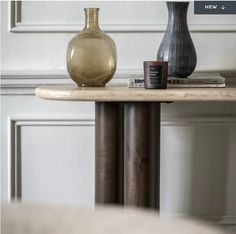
<box><xmin>1</xmin><ymin>0</ymin><xmax>236</xmax><ymax>232</ymax></box>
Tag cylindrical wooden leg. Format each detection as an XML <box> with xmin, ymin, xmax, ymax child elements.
<box><xmin>95</xmin><ymin>102</ymin><xmax>122</xmax><ymax>204</ymax></box>
<box><xmin>124</xmin><ymin>102</ymin><xmax>160</xmax><ymax>209</ymax></box>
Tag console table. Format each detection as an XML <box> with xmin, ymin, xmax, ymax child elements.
<box><xmin>36</xmin><ymin>84</ymin><xmax>236</xmax><ymax>210</ymax></box>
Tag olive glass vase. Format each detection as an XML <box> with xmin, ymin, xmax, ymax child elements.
<box><xmin>67</xmin><ymin>8</ymin><xmax>117</xmax><ymax>87</ymax></box>
<box><xmin>157</xmin><ymin>2</ymin><xmax>197</xmax><ymax>78</ymax></box>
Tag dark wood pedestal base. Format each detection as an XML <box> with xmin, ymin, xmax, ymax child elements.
<box><xmin>95</xmin><ymin>103</ymin><xmax>121</xmax><ymax>204</ymax></box>
<box><xmin>95</xmin><ymin>102</ymin><xmax>160</xmax><ymax>210</ymax></box>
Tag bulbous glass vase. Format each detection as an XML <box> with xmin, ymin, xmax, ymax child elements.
<box><xmin>67</xmin><ymin>8</ymin><xmax>117</xmax><ymax>87</ymax></box>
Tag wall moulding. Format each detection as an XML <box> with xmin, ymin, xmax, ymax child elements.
<box><xmin>9</xmin><ymin>1</ymin><xmax>236</xmax><ymax>33</ymax></box>
<box><xmin>8</xmin><ymin>115</ymin><xmax>236</xmax><ymax>224</ymax></box>
<box><xmin>1</xmin><ymin>70</ymin><xmax>236</xmax><ymax>95</ymax></box>
<box><xmin>8</xmin><ymin>115</ymin><xmax>95</xmax><ymax>202</ymax></box>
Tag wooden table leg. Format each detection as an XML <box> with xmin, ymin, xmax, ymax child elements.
<box><xmin>124</xmin><ymin>102</ymin><xmax>160</xmax><ymax>209</ymax></box>
<box><xmin>95</xmin><ymin>102</ymin><xmax>160</xmax><ymax>210</ymax></box>
<box><xmin>95</xmin><ymin>102</ymin><xmax>123</xmax><ymax>204</ymax></box>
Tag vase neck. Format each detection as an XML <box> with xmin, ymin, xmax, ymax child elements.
<box><xmin>84</xmin><ymin>8</ymin><xmax>100</xmax><ymax>31</ymax></box>
<box><xmin>167</xmin><ymin>2</ymin><xmax>189</xmax><ymax>26</ymax></box>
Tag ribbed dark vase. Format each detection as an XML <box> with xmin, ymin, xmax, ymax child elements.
<box><xmin>157</xmin><ymin>2</ymin><xmax>197</xmax><ymax>78</ymax></box>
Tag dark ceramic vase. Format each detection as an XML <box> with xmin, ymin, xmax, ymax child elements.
<box><xmin>157</xmin><ymin>2</ymin><xmax>197</xmax><ymax>78</ymax></box>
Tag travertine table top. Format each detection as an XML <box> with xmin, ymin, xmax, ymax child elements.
<box><xmin>35</xmin><ymin>84</ymin><xmax>236</xmax><ymax>102</ymax></box>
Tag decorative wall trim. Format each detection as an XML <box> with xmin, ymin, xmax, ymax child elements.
<box><xmin>161</xmin><ymin>213</ymin><xmax>236</xmax><ymax>225</ymax></box>
<box><xmin>0</xmin><ymin>70</ymin><xmax>139</xmax><ymax>95</ymax></box>
<box><xmin>10</xmin><ymin>23</ymin><xmax>236</xmax><ymax>33</ymax></box>
<box><xmin>1</xmin><ymin>70</ymin><xmax>236</xmax><ymax>95</ymax></box>
<box><xmin>8</xmin><ymin>115</ymin><xmax>236</xmax><ymax>224</ymax></box>
<box><xmin>9</xmin><ymin>0</ymin><xmax>21</xmax><ymax>30</ymax></box>
<box><xmin>8</xmin><ymin>115</ymin><xmax>95</xmax><ymax>202</ymax></box>
<box><xmin>9</xmin><ymin>1</ymin><xmax>236</xmax><ymax>33</ymax></box>
<box><xmin>219</xmin><ymin>215</ymin><xmax>236</xmax><ymax>225</ymax></box>
<box><xmin>8</xmin><ymin>114</ymin><xmax>236</xmax><ymax>226</ymax></box>
<box><xmin>162</xmin><ymin>117</ymin><xmax>236</xmax><ymax>126</ymax></box>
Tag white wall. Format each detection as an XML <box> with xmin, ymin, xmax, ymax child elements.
<box><xmin>1</xmin><ymin>1</ymin><xmax>236</xmax><ymax>231</ymax></box>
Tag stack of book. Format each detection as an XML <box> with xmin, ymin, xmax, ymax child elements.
<box><xmin>128</xmin><ymin>73</ymin><xmax>225</xmax><ymax>88</ymax></box>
